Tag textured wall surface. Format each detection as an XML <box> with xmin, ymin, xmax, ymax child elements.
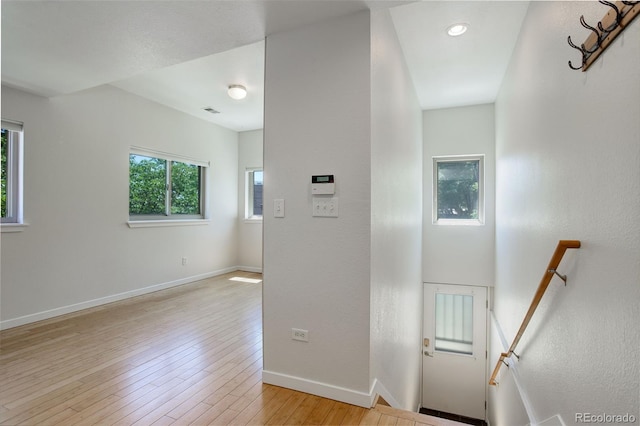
<box><xmin>490</xmin><ymin>2</ymin><xmax>640</xmax><ymax>424</ymax></box>
<box><xmin>370</xmin><ymin>9</ymin><xmax>423</xmax><ymax>411</ymax></box>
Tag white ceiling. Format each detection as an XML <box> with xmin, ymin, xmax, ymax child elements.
<box><xmin>391</xmin><ymin>1</ymin><xmax>529</xmax><ymax>110</ymax></box>
<box><xmin>1</xmin><ymin>1</ymin><xmax>530</xmax><ymax>132</ymax></box>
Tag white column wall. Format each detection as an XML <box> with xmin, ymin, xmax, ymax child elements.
<box><xmin>262</xmin><ymin>11</ymin><xmax>373</xmax><ymax>402</ymax></box>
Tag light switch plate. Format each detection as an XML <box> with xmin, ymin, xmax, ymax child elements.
<box><xmin>312</xmin><ymin>197</ymin><xmax>339</xmax><ymax>217</ymax></box>
<box><xmin>274</xmin><ymin>199</ymin><xmax>285</xmax><ymax>218</ymax></box>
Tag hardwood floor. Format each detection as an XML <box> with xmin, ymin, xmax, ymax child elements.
<box><xmin>0</xmin><ymin>272</ymin><xmax>460</xmax><ymax>426</ymax></box>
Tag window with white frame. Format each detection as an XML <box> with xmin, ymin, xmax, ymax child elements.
<box><xmin>433</xmin><ymin>155</ymin><xmax>484</xmax><ymax>225</ymax></box>
<box><xmin>129</xmin><ymin>148</ymin><xmax>208</xmax><ymax>221</ymax></box>
<box><xmin>1</xmin><ymin>121</ymin><xmax>24</xmax><ymax>225</ymax></box>
<box><xmin>245</xmin><ymin>168</ymin><xmax>263</xmax><ymax>220</ymax></box>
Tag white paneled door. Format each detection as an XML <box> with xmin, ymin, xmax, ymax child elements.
<box><xmin>422</xmin><ymin>283</ymin><xmax>488</xmax><ymax>420</ymax></box>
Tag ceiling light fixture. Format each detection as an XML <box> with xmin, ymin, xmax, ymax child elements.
<box><xmin>447</xmin><ymin>23</ymin><xmax>468</xmax><ymax>37</ymax></box>
<box><xmin>228</xmin><ymin>84</ymin><xmax>247</xmax><ymax>100</ymax></box>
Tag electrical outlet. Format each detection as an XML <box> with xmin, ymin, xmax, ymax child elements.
<box><xmin>291</xmin><ymin>328</ymin><xmax>309</xmax><ymax>342</ymax></box>
<box><xmin>181</xmin><ymin>257</ymin><xmax>187</xmax><ymax>266</ymax></box>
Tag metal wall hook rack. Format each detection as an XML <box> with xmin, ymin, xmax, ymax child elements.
<box><xmin>567</xmin><ymin>1</ymin><xmax>640</xmax><ymax>71</ymax></box>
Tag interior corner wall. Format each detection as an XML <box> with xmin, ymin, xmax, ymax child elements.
<box><xmin>369</xmin><ymin>9</ymin><xmax>423</xmax><ymax>412</ymax></box>
<box><xmin>237</xmin><ymin>129</ymin><xmax>263</xmax><ymax>272</ymax></box>
<box><xmin>491</xmin><ymin>2</ymin><xmax>640</xmax><ymax>424</ymax></box>
<box><xmin>422</xmin><ymin>104</ymin><xmax>496</xmax><ymax>287</ymax></box>
<box><xmin>0</xmin><ymin>84</ymin><xmax>239</xmax><ymax>329</ymax></box>
<box><xmin>262</xmin><ymin>11</ymin><xmax>373</xmax><ymax>404</ymax></box>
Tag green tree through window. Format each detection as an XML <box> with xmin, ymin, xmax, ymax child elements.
<box><xmin>129</xmin><ymin>153</ymin><xmax>203</xmax><ymax>218</ymax></box>
<box><xmin>129</xmin><ymin>155</ymin><xmax>166</xmax><ymax>215</ymax></box>
<box><xmin>435</xmin><ymin>157</ymin><xmax>483</xmax><ymax>222</ymax></box>
<box><xmin>171</xmin><ymin>161</ymin><xmax>201</xmax><ymax>215</ymax></box>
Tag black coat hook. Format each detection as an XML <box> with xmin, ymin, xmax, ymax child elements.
<box><xmin>580</xmin><ymin>15</ymin><xmax>601</xmax><ymax>52</ymax></box>
<box><xmin>567</xmin><ymin>36</ymin><xmax>586</xmax><ymax>70</ymax></box>
<box><xmin>598</xmin><ymin>1</ymin><xmax>621</xmax><ymax>32</ymax></box>
<box><xmin>568</xmin><ymin>0</ymin><xmax>639</xmax><ymax>71</ymax></box>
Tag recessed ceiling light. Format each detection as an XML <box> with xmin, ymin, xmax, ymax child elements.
<box><xmin>447</xmin><ymin>23</ymin><xmax>468</xmax><ymax>37</ymax></box>
<box><xmin>228</xmin><ymin>84</ymin><xmax>247</xmax><ymax>100</ymax></box>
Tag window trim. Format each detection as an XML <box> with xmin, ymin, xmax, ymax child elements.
<box><xmin>1</xmin><ymin>120</ymin><xmax>24</xmax><ymax>231</ymax></box>
<box><xmin>127</xmin><ymin>219</ymin><xmax>210</xmax><ymax>229</ymax></box>
<box><xmin>244</xmin><ymin>167</ymin><xmax>263</xmax><ymax>222</ymax></box>
<box><xmin>128</xmin><ymin>147</ymin><xmax>209</xmax><ymax>225</ymax></box>
<box><xmin>433</xmin><ymin>154</ymin><xmax>484</xmax><ymax>226</ymax></box>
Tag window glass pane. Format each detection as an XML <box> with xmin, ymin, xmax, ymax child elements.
<box><xmin>171</xmin><ymin>161</ymin><xmax>201</xmax><ymax>215</ymax></box>
<box><xmin>252</xmin><ymin>170</ymin><xmax>263</xmax><ymax>217</ymax></box>
<box><xmin>435</xmin><ymin>293</ymin><xmax>473</xmax><ymax>355</ymax></box>
<box><xmin>437</xmin><ymin>160</ymin><xmax>479</xmax><ymax>220</ymax></box>
<box><xmin>1</xmin><ymin>129</ymin><xmax>8</xmax><ymax>218</ymax></box>
<box><xmin>129</xmin><ymin>154</ymin><xmax>167</xmax><ymax>215</ymax></box>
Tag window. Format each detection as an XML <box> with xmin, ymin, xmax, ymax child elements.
<box><xmin>245</xmin><ymin>168</ymin><xmax>263</xmax><ymax>220</ymax></box>
<box><xmin>1</xmin><ymin>120</ymin><xmax>24</xmax><ymax>226</ymax></box>
<box><xmin>433</xmin><ymin>155</ymin><xmax>484</xmax><ymax>225</ymax></box>
<box><xmin>129</xmin><ymin>148</ymin><xmax>208</xmax><ymax>222</ymax></box>
<box><xmin>435</xmin><ymin>293</ymin><xmax>474</xmax><ymax>355</ymax></box>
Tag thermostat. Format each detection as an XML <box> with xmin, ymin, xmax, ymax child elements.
<box><xmin>311</xmin><ymin>175</ymin><xmax>335</xmax><ymax>195</ymax></box>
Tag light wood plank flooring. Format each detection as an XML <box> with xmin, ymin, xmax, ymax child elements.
<box><xmin>0</xmin><ymin>272</ymin><xmax>460</xmax><ymax>426</ymax></box>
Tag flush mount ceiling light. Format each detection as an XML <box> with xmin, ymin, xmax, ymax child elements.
<box><xmin>228</xmin><ymin>84</ymin><xmax>247</xmax><ymax>100</ymax></box>
<box><xmin>447</xmin><ymin>23</ymin><xmax>469</xmax><ymax>37</ymax></box>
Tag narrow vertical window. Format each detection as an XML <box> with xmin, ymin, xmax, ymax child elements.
<box><xmin>1</xmin><ymin>120</ymin><xmax>24</xmax><ymax>225</ymax></box>
<box><xmin>245</xmin><ymin>169</ymin><xmax>263</xmax><ymax>220</ymax></box>
<box><xmin>433</xmin><ymin>155</ymin><xmax>484</xmax><ymax>225</ymax></box>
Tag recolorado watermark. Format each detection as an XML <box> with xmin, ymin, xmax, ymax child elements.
<box><xmin>576</xmin><ymin>413</ymin><xmax>637</xmax><ymax>423</ymax></box>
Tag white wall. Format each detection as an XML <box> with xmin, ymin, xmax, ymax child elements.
<box><xmin>237</xmin><ymin>129</ymin><xmax>263</xmax><ymax>272</ymax></box>
<box><xmin>262</xmin><ymin>9</ymin><xmax>424</xmax><ymax>410</ymax></box>
<box><xmin>370</xmin><ymin>9</ymin><xmax>423</xmax><ymax>411</ymax></box>
<box><xmin>490</xmin><ymin>2</ymin><xmax>640</xmax><ymax>424</ymax></box>
<box><xmin>423</xmin><ymin>104</ymin><xmax>495</xmax><ymax>287</ymax></box>
<box><xmin>0</xmin><ymin>85</ymin><xmax>239</xmax><ymax>328</ymax></box>
<box><xmin>262</xmin><ymin>11</ymin><xmax>373</xmax><ymax>403</ymax></box>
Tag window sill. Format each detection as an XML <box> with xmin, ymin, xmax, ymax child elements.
<box><xmin>127</xmin><ymin>219</ymin><xmax>210</xmax><ymax>229</ymax></box>
<box><xmin>434</xmin><ymin>219</ymin><xmax>484</xmax><ymax>226</ymax></box>
<box><xmin>1</xmin><ymin>223</ymin><xmax>29</xmax><ymax>233</ymax></box>
<box><xmin>243</xmin><ymin>217</ymin><xmax>263</xmax><ymax>224</ymax></box>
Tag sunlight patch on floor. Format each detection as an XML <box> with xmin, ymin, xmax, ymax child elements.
<box><xmin>229</xmin><ymin>276</ymin><xmax>263</xmax><ymax>284</ymax></box>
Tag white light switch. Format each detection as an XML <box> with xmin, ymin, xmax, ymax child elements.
<box><xmin>312</xmin><ymin>197</ymin><xmax>339</xmax><ymax>217</ymax></box>
<box><xmin>274</xmin><ymin>199</ymin><xmax>285</xmax><ymax>218</ymax></box>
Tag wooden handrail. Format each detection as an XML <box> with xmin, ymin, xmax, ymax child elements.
<box><xmin>489</xmin><ymin>240</ymin><xmax>581</xmax><ymax>386</ymax></box>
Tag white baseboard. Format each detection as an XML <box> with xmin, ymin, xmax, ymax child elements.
<box><xmin>370</xmin><ymin>379</ymin><xmax>402</xmax><ymax>409</ymax></box>
<box><xmin>263</xmin><ymin>370</ymin><xmax>376</xmax><ymax>408</ymax></box>
<box><xmin>236</xmin><ymin>265</ymin><xmax>263</xmax><ymax>273</ymax></box>
<box><xmin>0</xmin><ymin>267</ymin><xmax>239</xmax><ymax>330</ymax></box>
